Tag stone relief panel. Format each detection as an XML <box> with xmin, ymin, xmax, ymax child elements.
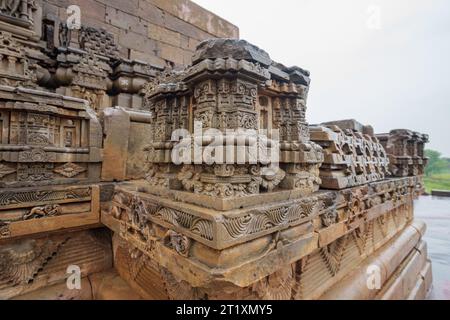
<box><xmin>0</xmin><ymin>0</ymin><xmax>432</xmax><ymax>300</ymax></box>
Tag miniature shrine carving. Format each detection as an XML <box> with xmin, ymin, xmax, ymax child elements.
<box><xmin>0</xmin><ymin>0</ymin><xmax>432</xmax><ymax>301</ymax></box>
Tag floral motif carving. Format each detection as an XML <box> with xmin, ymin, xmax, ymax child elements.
<box><xmin>54</xmin><ymin>163</ymin><xmax>86</xmax><ymax>178</ymax></box>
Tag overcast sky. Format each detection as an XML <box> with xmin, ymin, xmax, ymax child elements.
<box><xmin>193</xmin><ymin>0</ymin><xmax>450</xmax><ymax>156</ymax></box>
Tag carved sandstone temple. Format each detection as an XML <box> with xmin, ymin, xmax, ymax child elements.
<box><xmin>0</xmin><ymin>0</ymin><xmax>432</xmax><ymax>300</ymax></box>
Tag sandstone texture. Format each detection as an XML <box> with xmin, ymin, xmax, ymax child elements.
<box><xmin>0</xmin><ymin>0</ymin><xmax>431</xmax><ymax>300</ymax></box>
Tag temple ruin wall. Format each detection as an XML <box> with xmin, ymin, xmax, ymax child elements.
<box><xmin>42</xmin><ymin>0</ymin><xmax>239</xmax><ymax>67</ymax></box>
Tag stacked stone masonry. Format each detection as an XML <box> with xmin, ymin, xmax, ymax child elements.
<box><xmin>0</xmin><ymin>0</ymin><xmax>432</xmax><ymax>300</ymax></box>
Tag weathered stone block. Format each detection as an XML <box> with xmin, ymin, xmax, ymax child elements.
<box><xmin>157</xmin><ymin>41</ymin><xmax>190</xmax><ymax>65</ymax></box>
<box><xmin>148</xmin><ymin>22</ymin><xmax>181</xmax><ymax>47</ymax></box>
<box><xmin>129</xmin><ymin>49</ymin><xmax>166</xmax><ymax>68</ymax></box>
<box><xmin>106</xmin><ymin>6</ymin><xmax>148</xmax><ymax>36</ymax></box>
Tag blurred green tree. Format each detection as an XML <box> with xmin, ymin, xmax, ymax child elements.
<box><xmin>425</xmin><ymin>149</ymin><xmax>449</xmax><ymax>176</ymax></box>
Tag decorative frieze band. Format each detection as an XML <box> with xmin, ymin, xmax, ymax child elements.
<box><xmin>107</xmin><ymin>176</ymin><xmax>420</xmax><ymax>250</ymax></box>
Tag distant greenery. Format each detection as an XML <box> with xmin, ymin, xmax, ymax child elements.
<box><xmin>424</xmin><ymin>149</ymin><xmax>450</xmax><ymax>193</ymax></box>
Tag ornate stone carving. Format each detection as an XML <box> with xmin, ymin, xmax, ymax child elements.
<box><xmin>0</xmin><ymin>239</ymin><xmax>63</xmax><ymax>288</ymax></box>
<box><xmin>0</xmin><ymin>221</ymin><xmax>10</xmax><ymax>239</ymax></box>
<box><xmin>18</xmin><ymin>149</ymin><xmax>55</xmax><ymax>162</ymax></box>
<box><xmin>0</xmin><ymin>187</ymin><xmax>91</xmax><ymax>206</ymax></box>
<box><xmin>320</xmin><ymin>237</ymin><xmax>347</xmax><ymax>276</ymax></box>
<box><xmin>0</xmin><ymin>31</ymin><xmax>36</xmax><ymax>86</ymax></box>
<box><xmin>17</xmin><ymin>163</ymin><xmax>54</xmax><ymax>181</ymax></box>
<box><xmin>151</xmin><ymin>207</ymin><xmax>214</xmax><ymax>241</ymax></box>
<box><xmin>310</xmin><ymin>120</ymin><xmax>390</xmax><ymax>190</ymax></box>
<box><xmin>321</xmin><ymin>209</ymin><xmax>338</xmax><ymax>227</ymax></box>
<box><xmin>141</xmin><ymin>39</ymin><xmax>324</xmax><ymax>202</ymax></box>
<box><xmin>0</xmin><ymin>85</ymin><xmax>102</xmax><ymax>187</ymax></box>
<box><xmin>105</xmin><ymin>173</ymin><xmax>424</xmax><ymax>300</ymax></box>
<box><xmin>252</xmin><ymin>265</ymin><xmax>295</xmax><ymax>300</ymax></box>
<box><xmin>0</xmin><ymin>0</ymin><xmax>433</xmax><ymax>300</ymax></box>
<box><xmin>0</xmin><ymin>0</ymin><xmax>22</xmax><ymax>17</ymax></box>
<box><xmin>222</xmin><ymin>198</ymin><xmax>324</xmax><ymax>239</ymax></box>
<box><xmin>163</xmin><ymin>230</ymin><xmax>191</xmax><ymax>257</ymax></box>
<box><xmin>0</xmin><ymin>230</ymin><xmax>112</xmax><ymax>299</ymax></box>
<box><xmin>0</xmin><ymin>163</ymin><xmax>16</xmax><ymax>178</ymax></box>
<box><xmin>78</xmin><ymin>26</ymin><xmax>119</xmax><ymax>59</ymax></box>
<box><xmin>72</xmin><ymin>55</ymin><xmax>109</xmax><ymax>91</ymax></box>
<box><xmin>22</xmin><ymin>204</ymin><xmax>62</xmax><ymax>220</ymax></box>
<box><xmin>0</xmin><ymin>0</ymin><xmax>37</xmax><ymax>28</ymax></box>
<box><xmin>54</xmin><ymin>163</ymin><xmax>86</xmax><ymax>178</ymax></box>
<box><xmin>108</xmin><ymin>186</ymin><xmax>341</xmax><ymax>250</ymax></box>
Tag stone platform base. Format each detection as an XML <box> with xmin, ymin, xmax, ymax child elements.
<box><xmin>109</xmin><ymin>220</ymin><xmax>431</xmax><ymax>300</ymax></box>
<box><xmin>12</xmin><ymin>269</ymin><xmax>142</xmax><ymax>300</ymax></box>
